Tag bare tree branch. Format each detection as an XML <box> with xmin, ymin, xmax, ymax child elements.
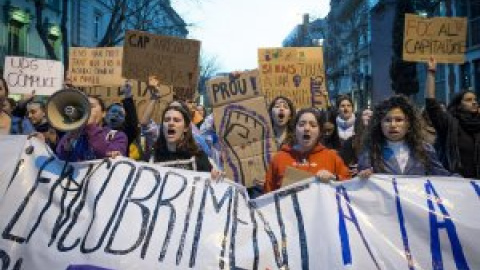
<box><xmin>97</xmin><ymin>0</ymin><xmax>127</xmax><ymax>47</ymax></box>
<box><xmin>98</xmin><ymin>0</ymin><xmax>191</xmax><ymax>47</ymax></box>
<box><xmin>197</xmin><ymin>51</ymin><xmax>221</xmax><ymax>101</ymax></box>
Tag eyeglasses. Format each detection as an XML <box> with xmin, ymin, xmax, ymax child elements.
<box><xmin>382</xmin><ymin>117</ymin><xmax>407</xmax><ymax>125</ymax></box>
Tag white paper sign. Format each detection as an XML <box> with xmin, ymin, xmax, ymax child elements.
<box><xmin>0</xmin><ymin>136</ymin><xmax>479</xmax><ymax>269</ymax></box>
<box><xmin>3</xmin><ymin>56</ymin><xmax>64</xmax><ymax>95</ymax></box>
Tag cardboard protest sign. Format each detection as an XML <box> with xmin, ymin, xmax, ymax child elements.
<box><xmin>282</xmin><ymin>166</ymin><xmax>315</xmax><ymax>187</ymax></box>
<box><xmin>3</xmin><ymin>56</ymin><xmax>63</xmax><ymax>95</ymax></box>
<box><xmin>207</xmin><ymin>70</ymin><xmax>261</xmax><ymax>107</ymax></box>
<box><xmin>2</xmin><ymin>136</ymin><xmax>480</xmax><ymax>269</ymax></box>
<box><xmin>403</xmin><ymin>14</ymin><xmax>468</xmax><ymax>63</ymax></box>
<box><xmin>207</xmin><ymin>70</ymin><xmax>276</xmax><ymax>187</ymax></box>
<box><xmin>211</xmin><ymin>95</ymin><xmax>277</xmax><ymax>188</ymax></box>
<box><xmin>81</xmin><ymin>81</ymin><xmax>173</xmax><ymax>123</ymax></box>
<box><xmin>258</xmin><ymin>47</ymin><xmax>328</xmax><ymax>109</ymax></box>
<box><xmin>69</xmin><ymin>47</ymin><xmax>124</xmax><ymax>86</ymax></box>
<box><xmin>123</xmin><ymin>30</ymin><xmax>201</xmax><ymax>100</ymax></box>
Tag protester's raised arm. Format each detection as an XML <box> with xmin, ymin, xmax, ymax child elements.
<box><xmin>121</xmin><ymin>80</ymin><xmax>140</xmax><ymax>142</ymax></box>
<box><xmin>424</xmin><ymin>56</ymin><xmax>450</xmax><ymax>133</ymax></box>
<box><xmin>426</xmin><ymin>56</ymin><xmax>436</xmax><ymax>99</ymax></box>
<box><xmin>140</xmin><ymin>76</ymin><xmax>161</xmax><ymax>126</ymax></box>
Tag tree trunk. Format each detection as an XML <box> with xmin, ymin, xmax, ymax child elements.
<box><xmin>61</xmin><ymin>0</ymin><xmax>69</xmax><ymax>76</ymax></box>
<box><xmin>34</xmin><ymin>0</ymin><xmax>58</xmax><ymax>60</ymax></box>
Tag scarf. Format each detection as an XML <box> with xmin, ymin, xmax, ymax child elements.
<box><xmin>442</xmin><ymin>109</ymin><xmax>480</xmax><ymax>177</ymax></box>
<box><xmin>454</xmin><ymin>110</ymin><xmax>480</xmax><ymax>133</ymax></box>
<box><xmin>336</xmin><ymin>114</ymin><xmax>356</xmax><ymax>141</ymax></box>
<box><xmin>34</xmin><ymin>120</ymin><xmax>51</xmax><ymax>133</ymax></box>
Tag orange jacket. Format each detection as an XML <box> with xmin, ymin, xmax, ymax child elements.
<box><xmin>192</xmin><ymin>111</ymin><xmax>204</xmax><ymax>126</ymax></box>
<box><xmin>264</xmin><ymin>144</ymin><xmax>351</xmax><ymax>192</ymax></box>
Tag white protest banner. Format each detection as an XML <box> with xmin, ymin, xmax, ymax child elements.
<box><xmin>1</xmin><ymin>136</ymin><xmax>480</xmax><ymax>269</ymax></box>
<box><xmin>3</xmin><ymin>56</ymin><xmax>64</xmax><ymax>95</ymax></box>
<box><xmin>0</xmin><ymin>135</ymin><xmax>26</xmax><ymax>200</ymax></box>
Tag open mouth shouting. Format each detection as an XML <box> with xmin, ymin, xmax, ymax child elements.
<box><xmin>295</xmin><ymin>131</ymin><xmax>317</xmax><ymax>152</ymax></box>
<box><xmin>275</xmin><ymin>111</ymin><xmax>288</xmax><ymax>125</ymax></box>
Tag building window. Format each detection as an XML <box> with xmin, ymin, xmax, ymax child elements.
<box><xmin>470</xmin><ymin>18</ymin><xmax>480</xmax><ymax>47</ymax></box>
<box><xmin>94</xmin><ymin>12</ymin><xmax>102</xmax><ymax>41</ymax></box>
<box><xmin>7</xmin><ymin>7</ymin><xmax>30</xmax><ymax>56</ymax></box>
<box><xmin>471</xmin><ymin>0</ymin><xmax>480</xmax><ymax>18</ymax></box>
<box><xmin>474</xmin><ymin>60</ymin><xmax>480</xmax><ymax>97</ymax></box>
<box><xmin>46</xmin><ymin>0</ymin><xmax>60</xmax><ymax>11</ymax></box>
<box><xmin>8</xmin><ymin>21</ymin><xmax>22</xmax><ymax>56</ymax></box>
<box><xmin>460</xmin><ymin>62</ymin><xmax>472</xmax><ymax>90</ymax></box>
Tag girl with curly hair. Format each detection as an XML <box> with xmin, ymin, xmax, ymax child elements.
<box><xmin>358</xmin><ymin>95</ymin><xmax>452</xmax><ymax>177</ymax></box>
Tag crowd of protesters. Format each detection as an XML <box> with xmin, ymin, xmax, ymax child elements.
<box><xmin>1</xmin><ymin>57</ymin><xmax>479</xmax><ymax>198</ymax></box>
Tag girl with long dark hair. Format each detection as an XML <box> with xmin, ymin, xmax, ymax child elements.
<box><xmin>425</xmin><ymin>57</ymin><xmax>480</xmax><ymax>178</ymax></box>
<box><xmin>268</xmin><ymin>96</ymin><xmax>296</xmax><ymax>147</ymax></box>
<box><xmin>358</xmin><ymin>95</ymin><xmax>452</xmax><ymax>176</ymax></box>
<box><xmin>154</xmin><ymin>106</ymin><xmax>213</xmax><ymax>172</ymax></box>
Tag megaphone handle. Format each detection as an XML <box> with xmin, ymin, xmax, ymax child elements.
<box><xmin>64</xmin><ymin>127</ymin><xmax>84</xmax><ymax>151</ymax></box>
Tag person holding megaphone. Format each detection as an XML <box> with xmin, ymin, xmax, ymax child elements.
<box><xmin>56</xmin><ymin>95</ymin><xmax>128</xmax><ymax>161</ymax></box>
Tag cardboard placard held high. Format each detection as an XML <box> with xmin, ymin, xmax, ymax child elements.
<box><xmin>207</xmin><ymin>70</ymin><xmax>277</xmax><ymax>188</ymax></box>
<box><xmin>123</xmin><ymin>30</ymin><xmax>201</xmax><ymax>100</ymax></box>
<box><xmin>403</xmin><ymin>14</ymin><xmax>467</xmax><ymax>63</ymax></box>
<box><xmin>258</xmin><ymin>47</ymin><xmax>328</xmax><ymax>109</ymax></box>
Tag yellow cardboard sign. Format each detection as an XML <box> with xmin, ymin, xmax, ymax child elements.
<box><xmin>403</xmin><ymin>14</ymin><xmax>467</xmax><ymax>63</ymax></box>
<box><xmin>212</xmin><ymin>96</ymin><xmax>277</xmax><ymax>188</ymax></box>
<box><xmin>258</xmin><ymin>47</ymin><xmax>328</xmax><ymax>109</ymax></box>
<box><xmin>207</xmin><ymin>70</ymin><xmax>261</xmax><ymax>107</ymax></box>
<box><xmin>69</xmin><ymin>47</ymin><xmax>124</xmax><ymax>86</ymax></box>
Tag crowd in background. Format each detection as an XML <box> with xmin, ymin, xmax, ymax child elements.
<box><xmin>1</xmin><ymin>57</ymin><xmax>479</xmax><ymax>198</ymax></box>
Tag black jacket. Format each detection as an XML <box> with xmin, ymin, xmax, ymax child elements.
<box><xmin>155</xmin><ymin>148</ymin><xmax>212</xmax><ymax>172</ymax></box>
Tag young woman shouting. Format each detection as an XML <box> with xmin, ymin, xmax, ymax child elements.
<box><xmin>264</xmin><ymin>108</ymin><xmax>350</xmax><ymax>193</ymax></box>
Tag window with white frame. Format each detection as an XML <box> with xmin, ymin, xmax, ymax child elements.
<box><xmin>94</xmin><ymin>12</ymin><xmax>102</xmax><ymax>41</ymax></box>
